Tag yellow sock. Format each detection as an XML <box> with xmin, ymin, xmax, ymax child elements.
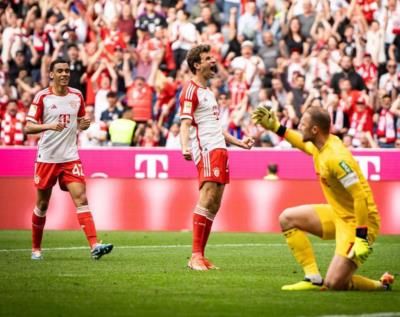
<box><xmin>283</xmin><ymin>228</ymin><xmax>320</xmax><ymax>277</ymax></box>
<box><xmin>349</xmin><ymin>275</ymin><xmax>382</xmax><ymax>291</ymax></box>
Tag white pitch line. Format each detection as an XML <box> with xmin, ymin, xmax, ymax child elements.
<box><xmin>314</xmin><ymin>313</ymin><xmax>400</xmax><ymax>317</ymax></box>
<box><xmin>0</xmin><ymin>242</ymin><xmax>337</xmax><ymax>253</ymax></box>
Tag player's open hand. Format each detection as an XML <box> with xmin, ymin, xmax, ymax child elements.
<box><xmin>182</xmin><ymin>147</ymin><xmax>192</xmax><ymax>161</ymax></box>
<box><xmin>241</xmin><ymin>137</ymin><xmax>255</xmax><ymax>149</ymax></box>
<box><xmin>78</xmin><ymin>118</ymin><xmax>91</xmax><ymax>130</ymax></box>
<box><xmin>347</xmin><ymin>237</ymin><xmax>372</xmax><ymax>264</ymax></box>
<box><xmin>252</xmin><ymin>107</ymin><xmax>279</xmax><ymax>132</ymax></box>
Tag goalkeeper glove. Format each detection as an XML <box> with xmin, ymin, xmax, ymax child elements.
<box><xmin>252</xmin><ymin>107</ymin><xmax>286</xmax><ymax>136</ymax></box>
<box><xmin>347</xmin><ymin>226</ymin><xmax>372</xmax><ymax>264</ymax></box>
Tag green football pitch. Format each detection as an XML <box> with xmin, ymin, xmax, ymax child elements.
<box><xmin>0</xmin><ymin>231</ymin><xmax>399</xmax><ymax>317</ymax></box>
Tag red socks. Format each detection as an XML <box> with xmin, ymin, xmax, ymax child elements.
<box><xmin>202</xmin><ymin>218</ymin><xmax>213</xmax><ymax>256</ymax></box>
<box><xmin>192</xmin><ymin>213</ymin><xmax>207</xmax><ymax>255</ymax></box>
<box><xmin>192</xmin><ymin>206</ymin><xmax>215</xmax><ymax>256</ymax></box>
<box><xmin>77</xmin><ymin>206</ymin><xmax>98</xmax><ymax>248</ymax></box>
<box><xmin>32</xmin><ymin>211</ymin><xmax>46</xmax><ymax>251</ymax></box>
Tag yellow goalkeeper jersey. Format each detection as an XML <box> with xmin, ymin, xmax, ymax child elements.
<box><xmin>286</xmin><ymin>130</ymin><xmax>380</xmax><ymax>227</ymax></box>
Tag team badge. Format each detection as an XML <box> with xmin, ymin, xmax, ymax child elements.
<box><xmin>213</xmin><ymin>167</ymin><xmax>220</xmax><ymax>177</ymax></box>
<box><xmin>34</xmin><ymin>175</ymin><xmax>41</xmax><ymax>184</ymax></box>
<box><xmin>69</xmin><ymin>100</ymin><xmax>79</xmax><ymax>109</ymax></box>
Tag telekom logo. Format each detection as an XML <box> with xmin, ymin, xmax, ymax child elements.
<box><xmin>135</xmin><ymin>154</ymin><xmax>168</xmax><ymax>179</ymax></box>
<box><xmin>354</xmin><ymin>155</ymin><xmax>381</xmax><ymax>181</ymax></box>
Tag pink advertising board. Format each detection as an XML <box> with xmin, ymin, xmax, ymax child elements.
<box><xmin>0</xmin><ymin>147</ymin><xmax>399</xmax><ymax>181</ymax></box>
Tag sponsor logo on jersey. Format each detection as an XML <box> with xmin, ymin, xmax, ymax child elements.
<box><xmin>28</xmin><ymin>105</ymin><xmax>37</xmax><ymax>117</ymax></box>
<box><xmin>51</xmin><ymin>104</ymin><xmax>57</xmax><ymax>110</ymax></box>
<box><xmin>213</xmin><ymin>167</ymin><xmax>220</xmax><ymax>177</ymax></box>
<box><xmin>183</xmin><ymin>101</ymin><xmax>192</xmax><ymax>113</ymax></box>
<box><xmin>339</xmin><ymin>161</ymin><xmax>353</xmax><ymax>174</ymax></box>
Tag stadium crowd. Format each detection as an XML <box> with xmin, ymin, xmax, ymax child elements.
<box><xmin>1</xmin><ymin>0</ymin><xmax>400</xmax><ymax>148</ymax></box>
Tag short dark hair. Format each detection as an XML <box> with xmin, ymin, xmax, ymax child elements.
<box><xmin>186</xmin><ymin>44</ymin><xmax>211</xmax><ymax>74</ymax></box>
<box><xmin>306</xmin><ymin>106</ymin><xmax>331</xmax><ymax>135</ymax></box>
<box><xmin>107</xmin><ymin>91</ymin><xmax>117</xmax><ymax>98</ymax></box>
<box><xmin>49</xmin><ymin>58</ymin><xmax>69</xmax><ymax>72</ymax></box>
<box><xmin>67</xmin><ymin>43</ymin><xmax>78</xmax><ymax>50</ymax></box>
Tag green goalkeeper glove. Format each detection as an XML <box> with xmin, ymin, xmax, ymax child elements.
<box><xmin>252</xmin><ymin>107</ymin><xmax>287</xmax><ymax>136</ymax></box>
<box><xmin>347</xmin><ymin>227</ymin><xmax>372</xmax><ymax>264</ymax></box>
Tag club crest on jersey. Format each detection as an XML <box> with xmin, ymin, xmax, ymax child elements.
<box><xmin>213</xmin><ymin>167</ymin><xmax>220</xmax><ymax>177</ymax></box>
<box><xmin>34</xmin><ymin>175</ymin><xmax>40</xmax><ymax>184</ymax></box>
<box><xmin>183</xmin><ymin>101</ymin><xmax>192</xmax><ymax>113</ymax></box>
<box><xmin>69</xmin><ymin>100</ymin><xmax>79</xmax><ymax>109</ymax></box>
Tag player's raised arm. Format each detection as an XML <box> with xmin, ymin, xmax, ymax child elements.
<box><xmin>252</xmin><ymin>107</ymin><xmax>315</xmax><ymax>155</ymax></box>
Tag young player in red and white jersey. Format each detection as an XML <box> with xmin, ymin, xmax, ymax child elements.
<box><xmin>25</xmin><ymin>59</ymin><xmax>113</xmax><ymax>260</ymax></box>
<box><xmin>180</xmin><ymin>45</ymin><xmax>254</xmax><ymax>270</ymax></box>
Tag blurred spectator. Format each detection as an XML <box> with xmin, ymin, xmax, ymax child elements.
<box><xmin>348</xmin><ymin>96</ymin><xmax>374</xmax><ymax>147</ymax></box>
<box><xmin>0</xmin><ymin>100</ymin><xmax>25</xmax><ymax>145</ymax></box>
<box><xmin>378</xmin><ymin>60</ymin><xmax>399</xmax><ymax>95</ymax></box>
<box><xmin>296</xmin><ymin>0</ymin><xmax>316</xmax><ymax>39</ymax></box>
<box><xmin>331</xmin><ymin>55</ymin><xmax>366</xmax><ymax>93</ymax></box>
<box><xmin>66</xmin><ymin>44</ymin><xmax>87</xmax><ymax>95</ymax></box>
<box><xmin>100</xmin><ymin>92</ymin><xmax>124</xmax><ymax>127</ymax></box>
<box><xmin>258</xmin><ymin>31</ymin><xmax>280</xmax><ymax>86</ymax></box>
<box><xmin>92</xmin><ymin>59</ymin><xmax>118</xmax><ymax>122</ymax></box>
<box><xmin>136</xmin><ymin>121</ymin><xmax>160</xmax><ymax>147</ymax></box>
<box><xmin>356</xmin><ymin>53</ymin><xmax>378</xmax><ymax>91</ymax></box>
<box><xmin>237</xmin><ymin>1</ymin><xmax>259</xmax><ymax>42</ymax></box>
<box><xmin>280</xmin><ymin>18</ymin><xmax>309</xmax><ymax>57</ymax></box>
<box><xmin>170</xmin><ymin>10</ymin><xmax>199</xmax><ymax>68</ymax></box>
<box><xmin>164</xmin><ymin>122</ymin><xmax>181</xmax><ymax>148</ymax></box>
<box><xmin>326</xmin><ymin>93</ymin><xmax>350</xmax><ymax>139</ymax></box>
<box><xmin>108</xmin><ymin>109</ymin><xmax>137</xmax><ymax>146</ymax></box>
<box><xmin>343</xmin><ymin>134</ymin><xmax>354</xmax><ymax>149</ymax></box>
<box><xmin>230</xmin><ymin>41</ymin><xmax>265</xmax><ymax>107</ymax></box>
<box><xmin>263</xmin><ymin>163</ymin><xmax>279</xmax><ymax>180</ymax></box>
<box><xmin>136</xmin><ymin>0</ymin><xmax>167</xmax><ymax>36</ymax></box>
<box><xmin>79</xmin><ymin>106</ymin><xmax>108</xmax><ymax>147</ymax></box>
<box><xmin>374</xmin><ymin>94</ymin><xmax>397</xmax><ymax>148</ymax></box>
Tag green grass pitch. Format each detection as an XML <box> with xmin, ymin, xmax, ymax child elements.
<box><xmin>0</xmin><ymin>231</ymin><xmax>399</xmax><ymax>317</ymax></box>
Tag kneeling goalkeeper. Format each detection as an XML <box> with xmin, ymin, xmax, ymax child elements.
<box><xmin>252</xmin><ymin>106</ymin><xmax>394</xmax><ymax>291</ymax></box>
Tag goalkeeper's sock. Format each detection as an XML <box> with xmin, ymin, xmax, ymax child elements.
<box><xmin>349</xmin><ymin>275</ymin><xmax>382</xmax><ymax>291</ymax></box>
<box><xmin>76</xmin><ymin>206</ymin><xmax>98</xmax><ymax>248</ymax></box>
<box><xmin>32</xmin><ymin>208</ymin><xmax>46</xmax><ymax>251</ymax></box>
<box><xmin>192</xmin><ymin>210</ymin><xmax>207</xmax><ymax>255</ymax></box>
<box><xmin>283</xmin><ymin>228</ymin><xmax>322</xmax><ymax>283</ymax></box>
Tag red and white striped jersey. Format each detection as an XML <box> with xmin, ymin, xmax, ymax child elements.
<box><xmin>179</xmin><ymin>80</ymin><xmax>226</xmax><ymax>164</ymax></box>
<box><xmin>27</xmin><ymin>87</ymin><xmax>86</xmax><ymax>163</ymax></box>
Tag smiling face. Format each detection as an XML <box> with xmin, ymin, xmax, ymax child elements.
<box><xmin>50</xmin><ymin>62</ymin><xmax>70</xmax><ymax>87</ymax></box>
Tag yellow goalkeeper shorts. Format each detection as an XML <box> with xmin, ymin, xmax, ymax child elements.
<box><xmin>313</xmin><ymin>204</ymin><xmax>379</xmax><ymax>264</ymax></box>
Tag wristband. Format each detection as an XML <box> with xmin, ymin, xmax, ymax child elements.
<box><xmin>276</xmin><ymin>125</ymin><xmax>287</xmax><ymax>137</ymax></box>
<box><xmin>356</xmin><ymin>226</ymin><xmax>368</xmax><ymax>239</ymax></box>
